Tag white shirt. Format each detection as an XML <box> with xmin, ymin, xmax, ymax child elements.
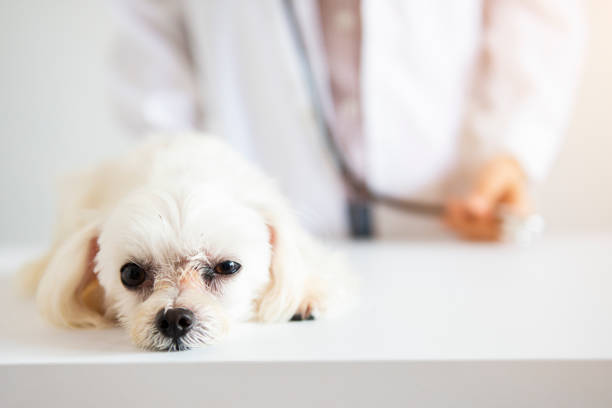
<box><xmin>110</xmin><ymin>0</ymin><xmax>585</xmax><ymax>237</ymax></box>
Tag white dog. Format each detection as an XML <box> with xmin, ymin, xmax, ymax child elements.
<box><xmin>20</xmin><ymin>134</ymin><xmax>351</xmax><ymax>351</ymax></box>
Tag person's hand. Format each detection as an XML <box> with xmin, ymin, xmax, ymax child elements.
<box><xmin>444</xmin><ymin>156</ymin><xmax>528</xmax><ymax>241</ymax></box>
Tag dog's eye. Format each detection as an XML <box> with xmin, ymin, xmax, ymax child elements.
<box><xmin>214</xmin><ymin>260</ymin><xmax>241</xmax><ymax>275</ymax></box>
<box><xmin>120</xmin><ymin>262</ymin><xmax>146</xmax><ymax>288</ymax></box>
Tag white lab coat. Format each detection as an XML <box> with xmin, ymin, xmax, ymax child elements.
<box><xmin>111</xmin><ymin>0</ymin><xmax>585</xmax><ymax>237</ymax></box>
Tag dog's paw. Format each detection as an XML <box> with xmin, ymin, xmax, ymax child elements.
<box><xmin>290</xmin><ymin>313</ymin><xmax>315</xmax><ymax>322</ymax></box>
<box><xmin>289</xmin><ymin>295</ymin><xmax>322</xmax><ymax>322</ymax></box>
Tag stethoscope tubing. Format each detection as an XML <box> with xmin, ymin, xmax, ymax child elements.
<box><xmin>282</xmin><ymin>0</ymin><xmax>444</xmax><ymax>217</ymax></box>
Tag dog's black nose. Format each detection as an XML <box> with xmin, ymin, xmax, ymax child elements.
<box><xmin>156</xmin><ymin>308</ymin><xmax>195</xmax><ymax>339</ymax></box>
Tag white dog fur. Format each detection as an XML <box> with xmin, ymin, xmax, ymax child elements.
<box><xmin>19</xmin><ymin>134</ymin><xmax>352</xmax><ymax>351</ymax></box>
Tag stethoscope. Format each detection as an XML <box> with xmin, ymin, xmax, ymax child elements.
<box><xmin>282</xmin><ymin>0</ymin><xmax>544</xmax><ymax>242</ymax></box>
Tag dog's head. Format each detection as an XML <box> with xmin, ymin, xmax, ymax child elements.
<box><xmin>97</xmin><ymin>183</ymin><xmax>279</xmax><ymax>350</ymax></box>
<box><xmin>35</xmin><ymin>181</ymin><xmax>313</xmax><ymax>350</ymax></box>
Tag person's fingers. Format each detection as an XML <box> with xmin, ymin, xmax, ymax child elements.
<box><xmin>467</xmin><ymin>157</ymin><xmax>526</xmax><ymax>217</ymax></box>
<box><xmin>465</xmin><ymin>194</ymin><xmax>493</xmax><ymax>218</ymax></box>
<box><xmin>444</xmin><ymin>199</ymin><xmax>501</xmax><ymax>241</ymax></box>
<box><xmin>444</xmin><ymin>199</ymin><xmax>467</xmax><ymax>228</ymax></box>
<box><xmin>467</xmin><ymin>168</ymin><xmax>511</xmax><ymax>216</ymax></box>
<box><xmin>500</xmin><ymin>178</ymin><xmax>529</xmax><ymax>213</ymax></box>
<box><xmin>456</xmin><ymin>209</ymin><xmax>500</xmax><ymax>241</ymax></box>
<box><xmin>461</xmin><ymin>216</ymin><xmax>501</xmax><ymax>241</ymax></box>
<box><xmin>472</xmin><ymin>170</ymin><xmax>509</xmax><ymax>210</ymax></box>
<box><xmin>444</xmin><ymin>157</ymin><xmax>528</xmax><ymax>242</ymax></box>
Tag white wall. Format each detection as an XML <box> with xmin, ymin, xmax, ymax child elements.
<box><xmin>0</xmin><ymin>0</ymin><xmax>610</xmax><ymax>245</ymax></box>
<box><xmin>0</xmin><ymin>1</ymin><xmax>129</xmax><ymax>244</ymax></box>
<box><xmin>540</xmin><ymin>0</ymin><xmax>612</xmax><ymax>232</ymax></box>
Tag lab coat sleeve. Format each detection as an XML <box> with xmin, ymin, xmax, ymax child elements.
<box><xmin>466</xmin><ymin>0</ymin><xmax>586</xmax><ymax>181</ymax></box>
<box><xmin>109</xmin><ymin>0</ymin><xmax>202</xmax><ymax>135</ymax></box>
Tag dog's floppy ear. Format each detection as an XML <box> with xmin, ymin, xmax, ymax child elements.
<box><xmin>34</xmin><ymin>219</ymin><xmax>111</xmax><ymax>328</ymax></box>
<box><xmin>254</xmin><ymin>205</ymin><xmax>308</xmax><ymax>322</ymax></box>
<box><xmin>251</xmin><ymin>199</ymin><xmax>355</xmax><ymax>322</ymax></box>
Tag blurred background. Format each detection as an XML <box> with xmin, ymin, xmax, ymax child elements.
<box><xmin>0</xmin><ymin>0</ymin><xmax>610</xmax><ymax>245</ymax></box>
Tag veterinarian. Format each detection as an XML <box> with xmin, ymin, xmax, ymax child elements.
<box><xmin>110</xmin><ymin>1</ymin><xmax>584</xmax><ymax>240</ymax></box>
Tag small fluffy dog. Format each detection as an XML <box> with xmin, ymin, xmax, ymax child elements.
<box><xmin>20</xmin><ymin>134</ymin><xmax>351</xmax><ymax>351</ymax></box>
